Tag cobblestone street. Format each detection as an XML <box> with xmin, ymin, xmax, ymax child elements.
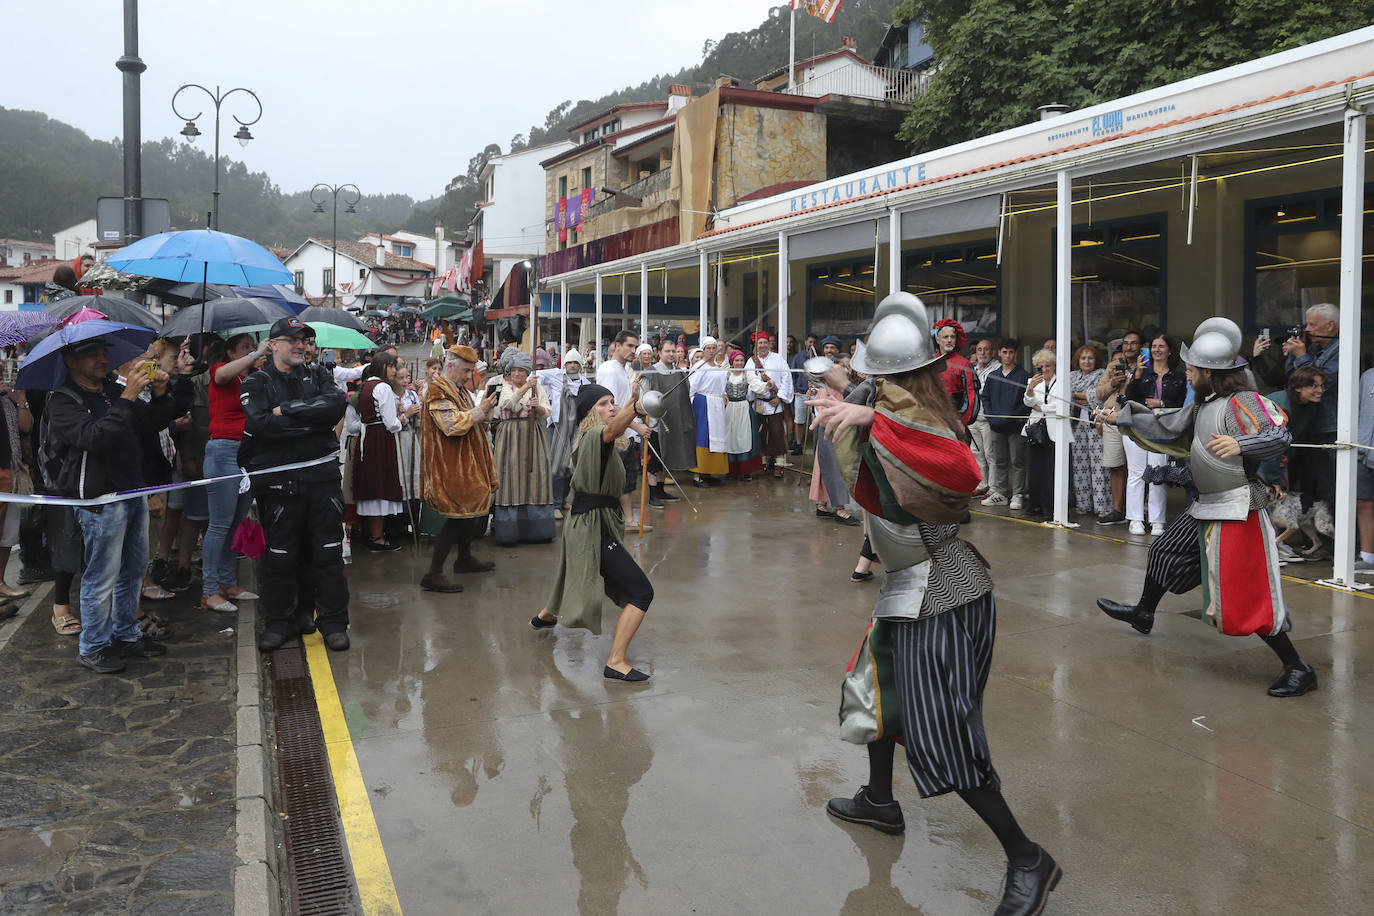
<box><xmin>0</xmin><ymin>586</ymin><xmax>238</xmax><ymax>914</ymax></box>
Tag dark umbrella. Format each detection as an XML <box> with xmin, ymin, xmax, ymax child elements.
<box><xmin>299</xmin><ymin>306</ymin><xmax>368</xmax><ymax>332</ymax></box>
<box><xmin>140</xmin><ymin>278</ymin><xmax>308</xmax><ymax>313</ymax></box>
<box><xmin>363</xmin><ymin>309</ymin><xmax>389</xmax><ymax>318</ymax></box>
<box><xmin>43</xmin><ymin>294</ymin><xmax>162</xmax><ymax>331</ymax></box>
<box><xmin>159</xmin><ymin>298</ymin><xmax>291</xmax><ymax>337</ymax></box>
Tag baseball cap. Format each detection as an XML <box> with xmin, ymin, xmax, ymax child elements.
<box><xmin>64</xmin><ymin>337</ymin><xmax>108</xmax><ymax>356</ymax></box>
<box><xmin>269</xmin><ymin>316</ymin><xmax>307</xmax><ymax>339</ymax></box>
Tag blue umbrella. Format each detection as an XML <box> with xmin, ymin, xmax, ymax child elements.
<box><xmin>106</xmin><ymin>229</ymin><xmax>292</xmax><ymax>286</ymax></box>
<box><xmin>16</xmin><ymin>319</ymin><xmax>157</xmax><ymax>391</ymax></box>
<box><xmin>238</xmin><ymin>283</ymin><xmax>308</xmax><ymax>313</ymax></box>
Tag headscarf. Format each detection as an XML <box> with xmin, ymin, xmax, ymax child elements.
<box><xmin>728</xmin><ymin>349</ymin><xmax>744</xmax><ymax>364</ymax></box>
<box><xmin>932</xmin><ymin>318</ymin><xmax>967</xmax><ymax>353</ymax></box>
<box><xmin>535</xmin><ymin>347</ymin><xmax>551</xmax><ymax>368</ymax></box>
<box><xmin>499</xmin><ymin>348</ymin><xmax>533</xmax><ymax>375</ymax></box>
<box><xmin>575</xmin><ymin>383</ymin><xmax>613</xmax><ymax>425</ymax></box>
<box><xmin>700</xmin><ymin>335</ymin><xmax>717</xmax><ymax>348</ymax></box>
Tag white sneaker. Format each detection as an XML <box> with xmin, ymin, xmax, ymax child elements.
<box><xmin>1009</xmin><ymin>495</ymin><xmax>1026</xmax><ymax>510</ymax></box>
<box><xmin>981</xmin><ymin>493</ymin><xmax>1008</xmax><ymax>507</ymax></box>
<box><xmin>1129</xmin><ymin>521</ymin><xmax>1146</xmax><ymax>535</ymax></box>
<box><xmin>1150</xmin><ymin>523</ymin><xmax>1165</xmax><ymax>536</ymax></box>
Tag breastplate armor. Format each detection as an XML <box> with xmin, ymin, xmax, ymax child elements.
<box><xmin>1189</xmin><ymin>397</ymin><xmax>1251</xmax><ymax>520</ymax></box>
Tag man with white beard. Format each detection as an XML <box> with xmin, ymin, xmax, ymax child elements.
<box><xmin>689</xmin><ymin>336</ymin><xmax>729</xmax><ymax>487</ymax></box>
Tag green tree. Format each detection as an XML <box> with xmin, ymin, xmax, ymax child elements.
<box><xmin>893</xmin><ymin>0</ymin><xmax>1374</xmax><ymax>153</ymax></box>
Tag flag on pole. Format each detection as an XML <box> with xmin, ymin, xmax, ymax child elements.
<box><xmin>792</xmin><ymin>0</ymin><xmax>842</xmax><ymax>23</ymax></box>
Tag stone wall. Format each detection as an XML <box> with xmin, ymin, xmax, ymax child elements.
<box><xmin>542</xmin><ymin>147</ymin><xmax>631</xmax><ymax>252</ymax></box>
<box><xmin>714</xmin><ymin>105</ymin><xmax>826</xmax><ymax>210</ymax></box>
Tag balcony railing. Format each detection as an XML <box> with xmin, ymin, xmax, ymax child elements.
<box><xmin>782</xmin><ymin>63</ymin><xmax>929</xmax><ymax>103</ymax></box>
<box><xmin>588</xmin><ymin>168</ymin><xmax>673</xmax><ymax>219</ymax></box>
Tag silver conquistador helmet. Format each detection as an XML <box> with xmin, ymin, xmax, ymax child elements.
<box><xmin>851</xmin><ymin>292</ymin><xmax>943</xmax><ymax>376</ymax></box>
<box><xmin>1180</xmin><ymin>316</ymin><xmax>1243</xmax><ymax>370</ymax></box>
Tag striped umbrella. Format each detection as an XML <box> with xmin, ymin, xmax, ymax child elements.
<box><xmin>0</xmin><ymin>311</ymin><xmax>57</xmax><ymax>347</ymax></box>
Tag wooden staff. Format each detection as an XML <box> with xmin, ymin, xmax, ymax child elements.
<box><xmin>638</xmin><ymin>435</ymin><xmax>649</xmax><ymax>538</ymax></box>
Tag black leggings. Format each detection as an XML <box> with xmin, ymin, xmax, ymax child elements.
<box><xmin>53</xmin><ymin>570</ymin><xmax>74</xmax><ymax>607</ymax></box>
<box><xmin>600</xmin><ymin>532</ymin><xmax>653</xmax><ymax>610</ymax></box>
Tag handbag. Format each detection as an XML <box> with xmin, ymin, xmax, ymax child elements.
<box><xmin>838</xmin><ymin>619</ymin><xmax>903</xmax><ymax>745</ymax></box>
<box><xmin>1026</xmin><ymin>419</ymin><xmax>1050</xmax><ymax>446</ymax></box>
<box><xmin>231</xmin><ymin>517</ymin><xmax>267</xmax><ymax>559</ymax></box>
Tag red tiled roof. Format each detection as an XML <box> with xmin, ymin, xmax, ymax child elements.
<box><xmin>566</xmin><ymin>101</ymin><xmax>668</xmax><ymax>135</ymax></box>
<box><xmin>12</xmin><ymin>262</ymin><xmax>60</xmax><ymax>284</ymax></box>
<box><xmin>305</xmin><ymin>239</ymin><xmax>431</xmax><ymax>272</ymax></box>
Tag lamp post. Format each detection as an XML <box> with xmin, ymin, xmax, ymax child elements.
<box><xmin>310</xmin><ymin>183</ymin><xmax>361</xmax><ymax>309</ymax></box>
<box><xmin>523</xmin><ymin>258</ymin><xmax>538</xmax><ymax>356</ymax></box>
<box><xmin>172</xmin><ymin>83</ymin><xmax>262</xmax><ymax>231</ymax></box>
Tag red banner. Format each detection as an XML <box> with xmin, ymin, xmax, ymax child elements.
<box><xmin>556</xmin><ymin>198</ymin><xmax>568</xmax><ymax>242</ymax></box>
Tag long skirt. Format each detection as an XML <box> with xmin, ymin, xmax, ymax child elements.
<box><xmin>724</xmin><ymin>398</ymin><xmax>762</xmax><ymax>476</ymax></box>
<box><xmin>353</xmin><ymin>425</ymin><xmax>404</xmax><ymax>517</ymax></box>
<box><xmin>887</xmin><ymin>593</ymin><xmax>1000</xmax><ymax>798</ymax></box>
<box><xmin>1071</xmin><ymin>416</ymin><xmax>1112</xmax><ymax>514</ymax></box>
<box><xmin>492</xmin><ymin>417</ymin><xmax>555</xmax><ymax>545</ymax></box>
<box><xmin>757</xmin><ymin>410</ymin><xmax>787</xmax><ymax>459</ymax></box>
<box><xmin>690</xmin><ymin>393</ymin><xmax>728</xmax><ymax>475</ymax></box>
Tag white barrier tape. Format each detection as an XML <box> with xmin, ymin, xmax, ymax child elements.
<box><xmin>0</xmin><ymin>454</ymin><xmax>339</xmax><ymax>508</ymax></box>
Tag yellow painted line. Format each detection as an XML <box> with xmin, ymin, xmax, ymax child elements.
<box><xmin>303</xmin><ymin>633</ymin><xmax>404</xmax><ymax>915</ymax></box>
<box><xmin>970</xmin><ymin>509</ymin><xmax>1374</xmax><ymax>600</ymax></box>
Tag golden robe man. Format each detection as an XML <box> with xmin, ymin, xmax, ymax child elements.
<box><xmin>420</xmin><ymin>369</ymin><xmax>498</xmax><ymax>519</ymax></box>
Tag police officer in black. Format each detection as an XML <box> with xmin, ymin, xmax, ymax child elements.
<box><xmin>240</xmin><ymin>316</ymin><xmax>350</xmax><ymax>652</ymax></box>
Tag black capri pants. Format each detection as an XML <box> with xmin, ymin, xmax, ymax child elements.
<box><xmin>600</xmin><ymin>532</ymin><xmax>653</xmax><ymax>610</ymax></box>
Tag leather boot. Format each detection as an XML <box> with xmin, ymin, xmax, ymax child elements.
<box><xmin>1096</xmin><ymin>598</ymin><xmax>1154</xmax><ymax>635</ymax></box>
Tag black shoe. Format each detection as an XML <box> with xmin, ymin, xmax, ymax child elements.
<box><xmin>78</xmin><ymin>646</ymin><xmax>126</xmax><ymax>674</ymax></box>
<box><xmin>994</xmin><ymin>846</ymin><xmax>1062</xmax><ymax>916</ymax></box>
<box><xmin>825</xmin><ymin>786</ymin><xmax>905</xmax><ymax>835</ymax></box>
<box><xmin>292</xmin><ymin>611</ymin><xmax>318</xmax><ymax>636</ymax></box>
<box><xmin>701</xmin><ymin>477</ymin><xmax>721</xmax><ymax>488</ymax></box>
<box><xmin>323</xmin><ymin>631</ymin><xmax>350</xmax><ymax>651</ymax></box>
<box><xmin>603</xmin><ymin>665</ymin><xmax>649</xmax><ymax>682</ymax></box>
<box><xmin>647</xmin><ymin>494</ymin><xmax>664</xmax><ymax>508</ymax></box>
<box><xmin>1098</xmin><ymin>510</ymin><xmax>1128</xmax><ymax>526</ymax></box>
<box><xmin>166</xmin><ymin>566</ymin><xmax>192</xmax><ymax>592</ymax></box>
<box><xmin>18</xmin><ymin>566</ymin><xmax>54</xmax><ymax>585</ymax></box>
<box><xmin>421</xmin><ymin>573</ymin><xmax>464</xmax><ymax>593</ymax></box>
<box><xmin>659</xmin><ymin>489</ymin><xmax>680</xmax><ymax>501</ymax></box>
<box><xmin>115</xmin><ymin>636</ymin><xmax>167</xmax><ymax>658</ymax></box>
<box><xmin>1096</xmin><ymin>598</ymin><xmax>1154</xmax><ymax>635</ymax></box>
<box><xmin>834</xmin><ymin>511</ymin><xmax>861</xmax><ymax>527</ymax></box>
<box><xmin>531</xmin><ymin>614</ymin><xmax>557</xmax><ymax>630</ymax></box>
<box><xmin>850</xmin><ymin>570</ymin><xmax>874</xmax><ymax>582</ymax></box>
<box><xmin>365</xmin><ymin>538</ymin><xmax>403</xmax><ymax>553</ymax></box>
<box><xmin>1267</xmin><ymin>663</ymin><xmax>1318</xmax><ymax>697</ymax></box>
<box><xmin>148</xmin><ymin>557</ymin><xmax>169</xmax><ymax>585</ymax></box>
<box><xmin>257</xmin><ymin>629</ymin><xmax>289</xmax><ymax>653</ymax></box>
<box><xmin>692</xmin><ymin>478</ymin><xmax>710</xmax><ymax>488</ymax></box>
<box><xmin>789</xmin><ymin>443</ymin><xmax>803</xmax><ymax>456</ymax></box>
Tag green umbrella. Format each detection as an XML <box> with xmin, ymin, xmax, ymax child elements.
<box><xmin>232</xmin><ymin>321</ymin><xmax>376</xmax><ymax>350</ymax></box>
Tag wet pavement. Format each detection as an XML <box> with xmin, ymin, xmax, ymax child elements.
<box><xmin>322</xmin><ymin>476</ymin><xmax>1374</xmax><ymax>915</ymax></box>
<box><xmin>0</xmin><ymin>583</ymin><xmax>238</xmax><ymax>914</ymax></box>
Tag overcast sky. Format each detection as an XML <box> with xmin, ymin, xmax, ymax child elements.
<box><xmin>4</xmin><ymin>0</ymin><xmax>774</xmax><ymax>201</ymax></box>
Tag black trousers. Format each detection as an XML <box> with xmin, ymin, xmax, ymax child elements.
<box><xmin>599</xmin><ymin>532</ymin><xmax>654</xmax><ymax>610</ymax></box>
<box><xmin>258</xmin><ymin>479</ymin><xmax>350</xmax><ymax>634</ymax></box>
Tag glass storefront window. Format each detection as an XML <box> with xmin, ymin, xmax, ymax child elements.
<box><xmin>1059</xmin><ymin>215</ymin><xmax>1166</xmax><ymax>346</ymax></box>
<box><xmin>903</xmin><ymin>241</ymin><xmax>1000</xmax><ymax>335</ymax></box>
<box><xmin>805</xmin><ymin>258</ymin><xmax>878</xmax><ymax>338</ymax></box>
<box><xmin>1246</xmin><ymin>187</ymin><xmax>1373</xmax><ymax>334</ymax></box>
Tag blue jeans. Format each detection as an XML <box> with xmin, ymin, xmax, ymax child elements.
<box><xmin>202</xmin><ymin>439</ymin><xmax>250</xmax><ymax>596</ymax></box>
<box><xmin>76</xmin><ymin>498</ymin><xmax>148</xmax><ymax>656</ymax></box>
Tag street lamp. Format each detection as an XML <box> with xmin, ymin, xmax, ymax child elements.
<box><xmin>172</xmin><ymin>83</ymin><xmax>262</xmax><ymax>230</ymax></box>
<box><xmin>523</xmin><ymin>258</ymin><xmax>538</xmax><ymax>355</ymax></box>
<box><xmin>309</xmin><ymin>183</ymin><xmax>362</xmax><ymax>309</ymax></box>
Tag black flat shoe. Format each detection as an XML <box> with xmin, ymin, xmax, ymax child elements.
<box><xmin>257</xmin><ymin>630</ymin><xmax>289</xmax><ymax>653</ymax></box>
<box><xmin>323</xmin><ymin>631</ymin><xmax>350</xmax><ymax>651</ymax></box>
<box><xmin>692</xmin><ymin>479</ymin><xmax>710</xmax><ymax>488</ymax></box>
<box><xmin>994</xmin><ymin>846</ymin><xmax>1062</xmax><ymax>916</ymax></box>
<box><xmin>531</xmin><ymin>614</ymin><xmax>557</xmax><ymax>630</ymax></box>
<box><xmin>115</xmin><ymin>636</ymin><xmax>167</xmax><ymax>658</ymax></box>
<box><xmin>366</xmin><ymin>538</ymin><xmax>403</xmax><ymax>553</ymax></box>
<box><xmin>834</xmin><ymin>511</ymin><xmax>861</xmax><ymax>527</ymax></box>
<box><xmin>603</xmin><ymin>665</ymin><xmax>650</xmax><ymax>682</ymax></box>
<box><xmin>659</xmin><ymin>490</ymin><xmax>680</xmax><ymax>501</ymax></box>
<box><xmin>850</xmin><ymin>570</ymin><xmax>874</xmax><ymax>582</ymax></box>
<box><xmin>1096</xmin><ymin>598</ymin><xmax>1154</xmax><ymax>635</ymax></box>
<box><xmin>825</xmin><ymin>786</ymin><xmax>904</xmax><ymax>834</ymax></box>
<box><xmin>1267</xmin><ymin>663</ymin><xmax>1318</xmax><ymax>697</ymax></box>
<box><xmin>816</xmin><ymin>508</ymin><xmax>838</xmax><ymax>518</ymax></box>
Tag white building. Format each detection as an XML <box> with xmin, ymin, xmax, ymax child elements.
<box><xmin>358</xmin><ymin>226</ymin><xmax>460</xmax><ymax>274</ymax></box>
<box><xmin>0</xmin><ymin>238</ymin><xmax>55</xmax><ymax>269</ymax></box>
<box><xmin>471</xmin><ymin>140</ymin><xmax>575</xmax><ymax>294</ymax></box>
<box><xmin>283</xmin><ymin>239</ymin><xmax>432</xmax><ymax>307</ymax></box>
<box><xmin>53</xmin><ymin>219</ymin><xmax>98</xmax><ymax>262</ymax></box>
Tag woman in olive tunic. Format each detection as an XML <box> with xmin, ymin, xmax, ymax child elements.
<box><xmin>531</xmin><ymin>381</ymin><xmax>655</xmax><ymax>682</ymax></box>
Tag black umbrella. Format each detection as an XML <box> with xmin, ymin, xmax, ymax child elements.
<box><xmin>363</xmin><ymin>309</ymin><xmax>389</xmax><ymax>318</ymax></box>
<box><xmin>299</xmin><ymin>306</ymin><xmax>368</xmax><ymax>332</ymax></box>
<box><xmin>43</xmin><ymin>294</ymin><xmax>162</xmax><ymax>331</ymax></box>
<box><xmin>159</xmin><ymin>297</ymin><xmax>290</xmax><ymax>337</ymax></box>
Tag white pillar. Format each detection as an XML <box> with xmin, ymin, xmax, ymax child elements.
<box><xmin>529</xmin><ymin>273</ymin><xmax>537</xmax><ymax>356</ymax></box>
<box><xmin>887</xmin><ymin>207</ymin><xmax>901</xmax><ymax>297</ymax></box>
<box><xmin>559</xmin><ymin>281</ymin><xmax>568</xmax><ymax>359</ymax></box>
<box><xmin>777</xmin><ymin>231</ymin><xmax>789</xmax><ymax>347</ymax></box>
<box><xmin>1325</xmin><ymin>108</ymin><xmax>1368</xmax><ymax>589</ymax></box>
<box><xmin>594</xmin><ymin>273</ymin><xmax>603</xmax><ymax>364</ymax></box>
<box><xmin>640</xmin><ymin>262</ymin><xmax>649</xmax><ymax>341</ymax></box>
<box><xmin>1053</xmin><ymin>171</ymin><xmax>1073</xmax><ymax>527</ymax></box>
<box><xmin>698</xmin><ymin>249</ymin><xmax>708</xmax><ymax>339</ymax></box>
<box><xmin>620</xmin><ymin>276</ymin><xmax>628</xmax><ymax>333</ymax></box>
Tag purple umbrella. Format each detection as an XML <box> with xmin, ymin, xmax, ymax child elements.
<box><xmin>0</xmin><ymin>311</ymin><xmax>57</xmax><ymax>348</ymax></box>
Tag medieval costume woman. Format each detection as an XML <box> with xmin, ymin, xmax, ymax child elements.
<box><xmin>351</xmin><ymin>354</ymin><xmax>405</xmax><ymax>551</ymax></box>
<box><xmin>723</xmin><ymin>350</ymin><xmax>762</xmax><ymax>478</ymax></box>
<box><xmin>815</xmin><ymin>292</ymin><xmax>1062</xmax><ymax>916</ymax></box>
<box><xmin>537</xmin><ymin>347</ymin><xmax>587</xmax><ymax>514</ymax></box>
<box><xmin>491</xmin><ymin>349</ymin><xmax>555</xmax><ymax>546</ymax></box>
<box><xmin>532</xmin><ymin>382</ymin><xmax>656</xmax><ymax>682</ymax></box>
<box><xmin>1096</xmin><ymin>317</ymin><xmax>1316</xmax><ymax>697</ymax></box>
<box><xmin>689</xmin><ymin>338</ymin><xmax>729</xmax><ymax>485</ymax></box>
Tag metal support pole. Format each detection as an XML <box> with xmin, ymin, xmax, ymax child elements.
<box><xmin>594</xmin><ymin>273</ymin><xmax>603</xmax><ymax>363</ymax></box>
<box><xmin>1053</xmin><ymin>171</ymin><xmax>1074</xmax><ymax>527</ymax></box>
<box><xmin>1322</xmin><ymin>108</ymin><xmax>1368</xmax><ymax>590</ymax></box>
<box><xmin>117</xmin><ymin>0</ymin><xmax>145</xmax><ymax>245</ymax></box>
<box><xmin>559</xmin><ymin>280</ymin><xmax>568</xmax><ymax>359</ymax></box>
<box><xmin>639</xmin><ymin>262</ymin><xmax>648</xmax><ymax>342</ymax></box>
<box><xmin>698</xmin><ymin>249</ymin><xmax>708</xmax><ymax>340</ymax></box>
<box><xmin>777</xmin><ymin>231</ymin><xmax>789</xmax><ymax>347</ymax></box>
<box><xmin>331</xmin><ymin>203</ymin><xmax>338</xmax><ymax>308</ymax></box>
<box><xmin>887</xmin><ymin>208</ymin><xmax>901</xmax><ymax>296</ymax></box>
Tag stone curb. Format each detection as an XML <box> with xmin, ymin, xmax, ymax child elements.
<box><xmin>0</xmin><ymin>580</ymin><xmax>54</xmax><ymax>654</ymax></box>
<box><xmin>233</xmin><ymin>598</ymin><xmax>282</xmax><ymax>916</ymax></box>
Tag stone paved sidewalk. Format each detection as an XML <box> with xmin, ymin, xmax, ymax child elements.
<box><xmin>0</xmin><ymin>586</ymin><xmax>239</xmax><ymax>914</ymax></box>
